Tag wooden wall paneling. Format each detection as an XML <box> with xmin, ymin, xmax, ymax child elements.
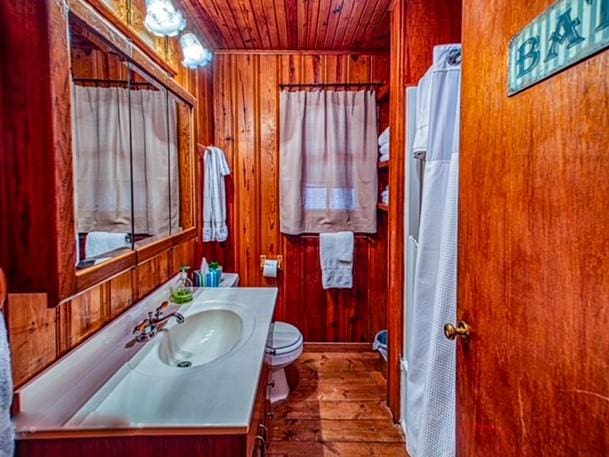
<box><xmin>281</xmin><ymin>237</ymin><xmax>304</xmax><ymax>336</ymax></box>
<box><xmin>177</xmin><ymin>102</ymin><xmax>196</xmax><ymax>229</ymax></box>
<box><xmin>403</xmin><ymin>0</ymin><xmax>463</xmax><ymax>83</ymax></box>
<box><xmin>173</xmin><ymin>239</ymin><xmax>196</xmax><ymax>274</ymax></box>
<box><xmin>258</xmin><ymin>55</ymin><xmax>281</xmax><ymax>290</ymax></box>
<box><xmin>368</xmin><ymin>214</ymin><xmax>388</xmax><ymax>340</ymax></box>
<box><xmin>196</xmin><ymin>67</ymin><xmax>215</xmax><ymax>146</ymax></box>
<box><xmin>387</xmin><ymin>0</ymin><xmax>407</xmax><ymax>419</ymax></box>
<box><xmin>234</xmin><ymin>54</ymin><xmax>259</xmax><ymax>287</ymax></box>
<box><xmin>207</xmin><ymin>53</ymin><xmax>390</xmax><ymax>343</ymax></box>
<box><xmin>301</xmin><ymin>238</ymin><xmax>327</xmax><ymax>341</ymax></box>
<box><xmin>204</xmin><ymin>55</ymin><xmax>237</xmax><ymax>273</ymax></box>
<box><xmin>135</xmin><ymin>253</ymin><xmax>167</xmax><ymax>301</ymax></box>
<box><xmin>109</xmin><ymin>269</ymin><xmax>134</xmax><ymax>319</ymax></box>
<box><xmin>6</xmin><ymin>295</ymin><xmax>57</xmax><ymax>387</ymax></box>
<box><xmin>59</xmin><ymin>284</ymin><xmax>110</xmax><ymax>354</ymax></box>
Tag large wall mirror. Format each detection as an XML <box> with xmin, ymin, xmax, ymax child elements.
<box><xmin>69</xmin><ymin>16</ymin><xmax>192</xmax><ymax>270</ymax></box>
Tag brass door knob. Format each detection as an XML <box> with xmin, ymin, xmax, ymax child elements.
<box><xmin>444</xmin><ymin>321</ymin><xmax>471</xmax><ymax>341</ymax></box>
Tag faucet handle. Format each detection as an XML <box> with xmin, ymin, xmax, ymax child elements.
<box><xmin>155</xmin><ymin>301</ymin><xmax>169</xmax><ymax>318</ymax></box>
<box><xmin>133</xmin><ymin>319</ymin><xmax>149</xmax><ymax>336</ymax></box>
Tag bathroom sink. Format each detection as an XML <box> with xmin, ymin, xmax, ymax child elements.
<box><xmin>158</xmin><ymin>309</ymin><xmax>244</xmax><ymax>368</ymax></box>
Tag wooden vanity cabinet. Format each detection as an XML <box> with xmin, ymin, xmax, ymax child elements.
<box><xmin>16</xmin><ymin>360</ymin><xmax>272</xmax><ymax>457</ymax></box>
<box><xmin>247</xmin><ymin>362</ymin><xmax>271</xmax><ymax>456</ymax></box>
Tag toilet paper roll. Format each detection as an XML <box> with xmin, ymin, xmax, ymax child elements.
<box><xmin>262</xmin><ymin>259</ymin><xmax>278</xmax><ymax>278</ymax></box>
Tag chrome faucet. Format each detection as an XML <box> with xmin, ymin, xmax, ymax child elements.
<box><xmin>131</xmin><ymin>301</ymin><xmax>185</xmax><ymax>343</ymax></box>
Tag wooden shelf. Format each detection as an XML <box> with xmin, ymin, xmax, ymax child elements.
<box><xmin>378</xmin><ymin>160</ymin><xmax>389</xmax><ymax>169</ymax></box>
<box><xmin>377</xmin><ymin>203</ymin><xmax>389</xmax><ymax>212</ymax></box>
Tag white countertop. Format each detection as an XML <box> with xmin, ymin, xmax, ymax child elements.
<box><xmin>14</xmin><ymin>285</ymin><xmax>277</xmax><ymax>437</ymax></box>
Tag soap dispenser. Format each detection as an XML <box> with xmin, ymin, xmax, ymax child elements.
<box><xmin>170</xmin><ymin>266</ymin><xmax>194</xmax><ymax>304</ymax></box>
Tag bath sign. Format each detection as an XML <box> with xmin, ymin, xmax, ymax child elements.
<box><xmin>508</xmin><ymin>0</ymin><xmax>609</xmax><ymax>95</ymax></box>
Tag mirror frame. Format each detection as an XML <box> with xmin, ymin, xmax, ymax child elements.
<box><xmin>56</xmin><ymin>0</ymin><xmax>198</xmax><ymax>301</ymax></box>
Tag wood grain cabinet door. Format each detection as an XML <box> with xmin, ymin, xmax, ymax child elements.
<box><xmin>456</xmin><ymin>1</ymin><xmax>609</xmax><ymax>456</ymax></box>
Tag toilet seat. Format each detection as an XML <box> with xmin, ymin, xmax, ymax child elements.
<box><xmin>270</xmin><ymin>322</ymin><xmax>303</xmax><ymax>355</ymax></box>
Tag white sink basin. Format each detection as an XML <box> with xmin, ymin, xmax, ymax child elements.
<box><xmin>158</xmin><ymin>309</ymin><xmax>244</xmax><ymax>368</ymax></box>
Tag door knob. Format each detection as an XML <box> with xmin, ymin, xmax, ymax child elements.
<box><xmin>444</xmin><ymin>321</ymin><xmax>471</xmax><ymax>341</ymax></box>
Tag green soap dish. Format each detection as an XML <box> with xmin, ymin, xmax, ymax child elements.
<box><xmin>170</xmin><ymin>290</ymin><xmax>194</xmax><ymax>304</ymax></box>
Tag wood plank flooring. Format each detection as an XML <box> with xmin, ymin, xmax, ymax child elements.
<box><xmin>268</xmin><ymin>352</ymin><xmax>409</xmax><ymax>457</ymax></box>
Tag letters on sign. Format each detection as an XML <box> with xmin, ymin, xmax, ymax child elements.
<box><xmin>508</xmin><ymin>0</ymin><xmax>609</xmax><ymax>95</ymax></box>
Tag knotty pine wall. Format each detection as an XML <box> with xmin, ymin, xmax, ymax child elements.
<box><xmin>202</xmin><ymin>53</ymin><xmax>389</xmax><ymax>343</ymax></box>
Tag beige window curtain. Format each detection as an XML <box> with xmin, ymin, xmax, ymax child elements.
<box><xmin>130</xmin><ymin>90</ymin><xmax>180</xmax><ymax>236</ymax></box>
<box><xmin>280</xmin><ymin>90</ymin><xmax>378</xmax><ymax>235</ymax></box>
<box><xmin>72</xmin><ymin>86</ymin><xmax>179</xmax><ymax>236</ymax></box>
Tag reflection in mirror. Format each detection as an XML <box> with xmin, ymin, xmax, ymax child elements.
<box><xmin>69</xmin><ymin>19</ymin><xmax>134</xmax><ymax>269</ymax></box>
<box><xmin>169</xmin><ymin>93</ymin><xmax>187</xmax><ymax>234</ymax></box>
<box><xmin>129</xmin><ymin>67</ymin><xmax>175</xmax><ymax>247</ymax></box>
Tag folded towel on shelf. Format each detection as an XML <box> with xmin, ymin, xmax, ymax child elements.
<box><xmin>320</xmin><ymin>231</ymin><xmax>354</xmax><ymax>289</ymax></box>
<box><xmin>381</xmin><ymin>185</ymin><xmax>389</xmax><ymax>204</ymax></box>
<box><xmin>379</xmin><ymin>143</ymin><xmax>390</xmax><ymax>161</ymax></box>
<box><xmin>378</xmin><ymin>127</ymin><xmax>390</xmax><ymax>147</ymax></box>
<box><xmin>85</xmin><ymin>232</ymin><xmax>129</xmax><ymax>259</ymax></box>
<box><xmin>203</xmin><ymin>146</ymin><xmax>231</xmax><ymax>242</ymax></box>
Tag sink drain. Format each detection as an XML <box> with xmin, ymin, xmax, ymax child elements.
<box><xmin>176</xmin><ymin>361</ymin><xmax>192</xmax><ymax>368</ymax></box>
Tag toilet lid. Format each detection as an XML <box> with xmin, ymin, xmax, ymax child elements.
<box><xmin>271</xmin><ymin>322</ymin><xmax>303</xmax><ymax>355</ymax></box>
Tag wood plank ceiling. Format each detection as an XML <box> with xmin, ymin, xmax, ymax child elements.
<box><xmin>181</xmin><ymin>0</ymin><xmax>392</xmax><ymax>51</ymax></box>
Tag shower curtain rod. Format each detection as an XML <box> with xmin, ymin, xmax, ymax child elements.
<box><xmin>72</xmin><ymin>78</ymin><xmax>156</xmax><ymax>88</ymax></box>
<box><xmin>279</xmin><ymin>82</ymin><xmax>385</xmax><ymax>89</ymax></box>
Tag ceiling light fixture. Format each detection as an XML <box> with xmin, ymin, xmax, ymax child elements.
<box><xmin>179</xmin><ymin>33</ymin><xmax>213</xmax><ymax>68</ymax></box>
<box><xmin>144</xmin><ymin>0</ymin><xmax>186</xmax><ymax>37</ymax></box>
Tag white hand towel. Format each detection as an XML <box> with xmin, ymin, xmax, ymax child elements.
<box><xmin>320</xmin><ymin>231</ymin><xmax>354</xmax><ymax>289</ymax></box>
<box><xmin>85</xmin><ymin>232</ymin><xmax>129</xmax><ymax>259</ymax></box>
<box><xmin>379</xmin><ymin>143</ymin><xmax>390</xmax><ymax>161</ymax></box>
<box><xmin>378</xmin><ymin>127</ymin><xmax>390</xmax><ymax>147</ymax></box>
<box><xmin>0</xmin><ymin>314</ymin><xmax>13</xmax><ymax>457</ymax></box>
<box><xmin>203</xmin><ymin>146</ymin><xmax>231</xmax><ymax>242</ymax></box>
<box><xmin>412</xmin><ymin>67</ymin><xmax>433</xmax><ymax>156</ymax></box>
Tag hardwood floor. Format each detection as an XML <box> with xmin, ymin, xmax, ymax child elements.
<box><xmin>268</xmin><ymin>352</ymin><xmax>409</xmax><ymax>457</ymax></box>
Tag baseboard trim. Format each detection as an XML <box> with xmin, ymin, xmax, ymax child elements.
<box><xmin>304</xmin><ymin>342</ymin><xmax>372</xmax><ymax>352</ymax></box>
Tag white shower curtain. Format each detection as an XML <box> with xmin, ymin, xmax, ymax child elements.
<box><xmin>406</xmin><ymin>44</ymin><xmax>462</xmax><ymax>457</ymax></box>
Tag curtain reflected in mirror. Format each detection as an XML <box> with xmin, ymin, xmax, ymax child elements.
<box><xmin>129</xmin><ymin>68</ymin><xmax>176</xmax><ymax>246</ymax></box>
<box><xmin>70</xmin><ymin>20</ymin><xmax>134</xmax><ymax>269</ymax></box>
<box><xmin>169</xmin><ymin>93</ymin><xmax>187</xmax><ymax>234</ymax></box>
<box><xmin>70</xmin><ymin>17</ymin><xmax>189</xmax><ymax>271</ymax></box>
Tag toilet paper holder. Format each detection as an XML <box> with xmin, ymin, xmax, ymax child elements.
<box><xmin>260</xmin><ymin>255</ymin><xmax>283</xmax><ymax>271</ymax></box>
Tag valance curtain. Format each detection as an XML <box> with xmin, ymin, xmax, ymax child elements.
<box><xmin>72</xmin><ymin>86</ymin><xmax>178</xmax><ymax>236</ymax></box>
<box><xmin>279</xmin><ymin>90</ymin><xmax>378</xmax><ymax>234</ymax></box>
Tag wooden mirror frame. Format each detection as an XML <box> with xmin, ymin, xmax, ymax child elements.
<box><xmin>49</xmin><ymin>0</ymin><xmax>198</xmax><ymax>304</ymax></box>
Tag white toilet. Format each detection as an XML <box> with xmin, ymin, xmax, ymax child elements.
<box><xmin>266</xmin><ymin>322</ymin><xmax>304</xmax><ymax>403</ymax></box>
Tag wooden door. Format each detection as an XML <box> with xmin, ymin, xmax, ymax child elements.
<box><xmin>457</xmin><ymin>0</ymin><xmax>609</xmax><ymax>455</ymax></box>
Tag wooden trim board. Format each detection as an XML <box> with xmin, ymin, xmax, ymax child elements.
<box><xmin>304</xmin><ymin>342</ymin><xmax>373</xmax><ymax>353</ymax></box>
